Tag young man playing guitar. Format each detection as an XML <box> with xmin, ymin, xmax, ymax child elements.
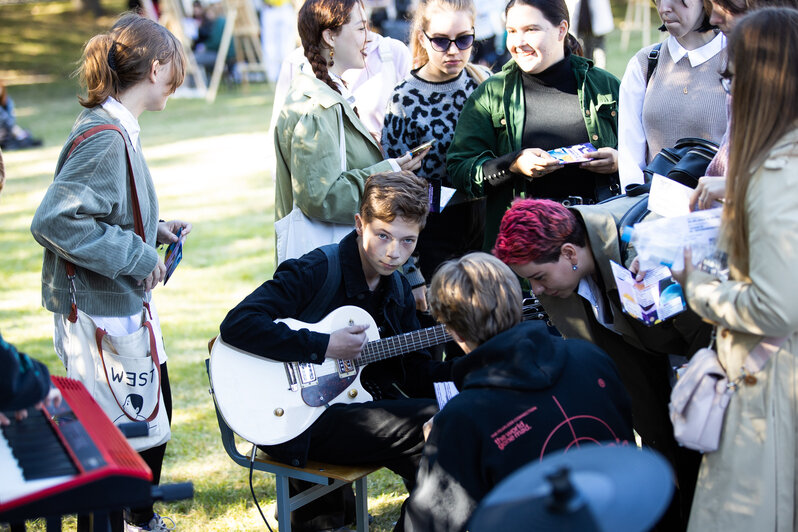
<box><xmin>219</xmin><ymin>171</ymin><xmax>452</xmax><ymax>532</ymax></box>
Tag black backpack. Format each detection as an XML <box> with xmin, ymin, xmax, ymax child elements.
<box><xmin>595</xmin><ymin>193</ymin><xmax>652</xmax><ymax>265</ymax></box>
<box><xmin>642</xmin><ymin>137</ymin><xmax>719</xmax><ymax>188</ymax></box>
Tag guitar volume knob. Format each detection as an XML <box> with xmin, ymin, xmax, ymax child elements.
<box><xmin>274</xmin><ymin>408</ymin><xmax>284</xmax><ymax>417</ymax></box>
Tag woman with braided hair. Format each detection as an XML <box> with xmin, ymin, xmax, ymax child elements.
<box><xmin>273</xmin><ymin>0</ymin><xmax>428</xmax><ymax>264</ymax></box>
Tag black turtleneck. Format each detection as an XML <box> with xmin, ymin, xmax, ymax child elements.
<box><xmin>519</xmin><ymin>52</ymin><xmax>584</xmax><ymax>149</ymax></box>
<box><xmin>484</xmin><ymin>52</ymin><xmax>602</xmax><ymax>202</ymax></box>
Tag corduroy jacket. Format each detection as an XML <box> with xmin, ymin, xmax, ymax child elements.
<box><xmin>31</xmin><ymin>107</ymin><xmax>159</xmax><ymax>317</ymax></box>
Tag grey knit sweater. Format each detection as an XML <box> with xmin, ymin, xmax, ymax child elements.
<box><xmin>637</xmin><ymin>42</ymin><xmax>727</xmax><ymax>163</ymax></box>
<box><xmin>30</xmin><ymin>107</ymin><xmax>159</xmax><ymax>316</ymax></box>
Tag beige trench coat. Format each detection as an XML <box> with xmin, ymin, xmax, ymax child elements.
<box><xmin>685</xmin><ymin>126</ymin><xmax>798</xmax><ymax>531</ymax></box>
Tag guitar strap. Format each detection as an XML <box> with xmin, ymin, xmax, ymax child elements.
<box><xmin>298</xmin><ymin>244</ymin><xmax>342</xmax><ymax>323</ymax></box>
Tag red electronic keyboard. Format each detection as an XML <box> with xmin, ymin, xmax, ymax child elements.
<box><xmin>0</xmin><ymin>376</ymin><xmax>162</xmax><ymax>528</ymax></box>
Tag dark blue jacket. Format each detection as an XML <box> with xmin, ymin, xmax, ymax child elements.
<box><xmin>1</xmin><ymin>332</ymin><xmax>51</xmax><ymax>411</ymax></box>
<box><xmin>404</xmin><ymin>321</ymin><xmax>634</xmax><ymax>532</ymax></box>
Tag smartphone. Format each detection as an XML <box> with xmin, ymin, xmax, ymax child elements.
<box><xmin>409</xmin><ymin>139</ymin><xmax>436</xmax><ymax>155</ymax></box>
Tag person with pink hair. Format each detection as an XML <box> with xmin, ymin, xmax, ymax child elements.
<box><xmin>493</xmin><ymin>197</ymin><xmax>710</xmax><ymax>530</ymax></box>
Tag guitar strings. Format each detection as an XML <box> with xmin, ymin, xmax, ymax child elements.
<box><xmin>355</xmin><ymin>325</ymin><xmax>450</xmax><ymax>366</ymax></box>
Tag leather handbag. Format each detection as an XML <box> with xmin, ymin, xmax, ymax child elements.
<box><xmin>669</xmin><ymin>334</ymin><xmax>786</xmax><ymax>453</ymax></box>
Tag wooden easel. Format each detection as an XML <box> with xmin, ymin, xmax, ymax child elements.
<box><xmin>620</xmin><ymin>0</ymin><xmax>654</xmax><ymax>51</ymax></box>
<box><xmin>158</xmin><ymin>0</ymin><xmax>208</xmax><ymax>99</ymax></box>
<box><xmin>201</xmin><ymin>0</ymin><xmax>270</xmax><ymax>101</ymax></box>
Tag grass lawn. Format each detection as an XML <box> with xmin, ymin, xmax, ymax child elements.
<box><xmin>0</xmin><ymin>1</ymin><xmax>661</xmax><ymax>530</ymax></box>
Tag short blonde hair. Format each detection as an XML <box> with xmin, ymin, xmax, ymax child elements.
<box><xmin>428</xmin><ymin>252</ymin><xmax>521</xmax><ymax>346</ymax></box>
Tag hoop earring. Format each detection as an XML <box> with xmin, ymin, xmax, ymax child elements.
<box><xmin>329</xmin><ymin>48</ymin><xmax>335</xmax><ymax>67</ymax></box>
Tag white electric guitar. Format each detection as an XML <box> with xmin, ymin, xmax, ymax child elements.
<box><xmin>209</xmin><ymin>305</ymin><xmax>451</xmax><ymax>445</ymax></box>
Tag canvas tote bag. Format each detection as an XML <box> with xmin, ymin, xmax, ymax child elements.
<box><xmin>275</xmin><ymin>104</ymin><xmax>353</xmax><ymax>265</ymax></box>
<box><xmin>62</xmin><ymin>304</ymin><xmax>170</xmax><ymax>451</ymax></box>
<box><xmin>60</xmin><ymin>124</ymin><xmax>170</xmax><ymax>451</ymax></box>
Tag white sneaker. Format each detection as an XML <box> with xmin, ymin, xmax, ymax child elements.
<box><xmin>124</xmin><ymin>513</ymin><xmax>176</xmax><ymax>531</ymax></box>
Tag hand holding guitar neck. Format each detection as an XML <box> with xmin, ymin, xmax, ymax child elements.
<box><xmin>325</xmin><ymin>324</ymin><xmax>370</xmax><ymax>360</ymax></box>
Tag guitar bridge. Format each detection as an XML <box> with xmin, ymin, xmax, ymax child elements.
<box><xmin>337</xmin><ymin>359</ymin><xmax>356</xmax><ymax>377</ymax></box>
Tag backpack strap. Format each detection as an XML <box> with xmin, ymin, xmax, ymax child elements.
<box><xmin>298</xmin><ymin>244</ymin><xmax>342</xmax><ymax>323</ymax></box>
<box><xmin>296</xmin><ymin>243</ymin><xmax>406</xmax><ymax>323</ymax></box>
<box><xmin>645</xmin><ymin>43</ymin><xmax>662</xmax><ymax>87</ymax></box>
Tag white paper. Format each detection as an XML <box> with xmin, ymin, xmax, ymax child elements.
<box><xmin>648</xmin><ymin>174</ymin><xmax>693</xmax><ymax>217</ymax></box>
<box><xmin>631</xmin><ymin>208</ymin><xmax>722</xmax><ymax>271</ymax></box>
<box><xmin>439</xmin><ymin>186</ymin><xmax>457</xmax><ymax>210</ymax></box>
<box><xmin>610</xmin><ymin>260</ymin><xmax>686</xmax><ymax>325</ymax></box>
<box><xmin>434</xmin><ymin>381</ymin><xmax>459</xmax><ymax>410</ymax></box>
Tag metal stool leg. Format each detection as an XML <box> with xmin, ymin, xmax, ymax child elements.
<box><xmin>275</xmin><ymin>474</ymin><xmax>291</xmax><ymax>532</ymax></box>
<box><xmin>354</xmin><ymin>476</ymin><xmax>369</xmax><ymax>532</ymax></box>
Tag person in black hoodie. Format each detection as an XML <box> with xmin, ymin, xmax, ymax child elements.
<box><xmin>0</xmin><ymin>333</ymin><xmax>57</xmax><ymax>425</ymax></box>
<box><xmin>403</xmin><ymin>252</ymin><xmax>634</xmax><ymax>532</ymax></box>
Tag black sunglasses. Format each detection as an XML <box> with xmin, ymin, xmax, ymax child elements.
<box><xmin>423</xmin><ymin>31</ymin><xmax>475</xmax><ymax>52</ymax></box>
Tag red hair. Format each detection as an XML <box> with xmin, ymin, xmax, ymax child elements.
<box><xmin>492</xmin><ymin>199</ymin><xmax>586</xmax><ymax>264</ymax></box>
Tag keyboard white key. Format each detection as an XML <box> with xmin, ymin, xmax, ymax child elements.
<box><xmin>0</xmin><ymin>431</ymin><xmax>74</xmax><ymax>505</ymax></box>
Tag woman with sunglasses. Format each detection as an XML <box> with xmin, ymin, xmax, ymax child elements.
<box><xmin>382</xmin><ymin>0</ymin><xmax>490</xmax><ymax>285</ymax></box>
<box><xmin>447</xmin><ymin>0</ymin><xmax>621</xmax><ymax>252</ymax></box>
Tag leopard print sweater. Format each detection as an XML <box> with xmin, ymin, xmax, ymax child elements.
<box><xmin>382</xmin><ymin>69</ymin><xmax>482</xmax><ymax>189</ymax></box>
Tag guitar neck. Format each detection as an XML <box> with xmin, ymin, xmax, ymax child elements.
<box><xmin>356</xmin><ymin>324</ymin><xmax>450</xmax><ymax>366</ymax></box>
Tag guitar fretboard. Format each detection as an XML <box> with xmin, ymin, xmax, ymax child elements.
<box><xmin>356</xmin><ymin>325</ymin><xmax>450</xmax><ymax>366</ymax></box>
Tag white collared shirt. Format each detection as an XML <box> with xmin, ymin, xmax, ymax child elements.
<box><xmin>328</xmin><ymin>72</ymin><xmax>358</xmax><ymax>111</ymax></box>
<box><xmin>101</xmin><ymin>96</ymin><xmax>141</xmax><ymax>152</ymax></box>
<box><xmin>577</xmin><ymin>277</ymin><xmax>619</xmax><ymax>333</ymax></box>
<box><xmin>618</xmin><ymin>32</ymin><xmax>726</xmax><ymax>189</ymax></box>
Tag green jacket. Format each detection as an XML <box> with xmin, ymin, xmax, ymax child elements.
<box><xmin>274</xmin><ymin>71</ymin><xmax>394</xmax><ymax>225</ymax></box>
<box><xmin>446</xmin><ymin>54</ymin><xmax>620</xmax><ymax>250</ymax></box>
